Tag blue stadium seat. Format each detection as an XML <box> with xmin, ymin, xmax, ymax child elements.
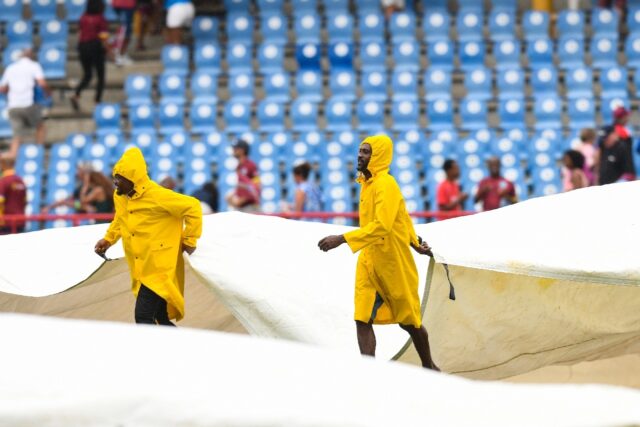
<box><xmin>592</xmin><ymin>8</ymin><xmax>619</xmax><ymax>39</ymax></box>
<box><xmin>64</xmin><ymin>0</ymin><xmax>85</xmax><ymax>20</ymax></box>
<box><xmin>7</xmin><ymin>20</ymin><xmax>33</xmax><ymax>47</ymax></box>
<box><xmin>327</xmin><ymin>12</ymin><xmax>353</xmax><ymax>42</ymax></box>
<box><xmin>224</xmin><ymin>102</ymin><xmax>252</xmax><ymax>132</ymax></box>
<box><xmin>192</xmin><ymin>16</ymin><xmax>219</xmax><ymax>41</ymax></box>
<box><xmin>354</xmin><ymin>0</ymin><xmax>379</xmax><ymax>13</ymax></box>
<box><xmin>356</xmin><ymin>99</ymin><xmax>385</xmax><ymax>133</ymax></box>
<box><xmin>82</xmin><ymin>142</ymin><xmax>112</xmax><ymax>175</ymax></box>
<box><xmin>533</xmin><ymin>96</ymin><xmax>563</xmax><ymax>130</ymax></box>
<box><xmin>294</xmin><ymin>12</ymin><xmax>320</xmax><ymax>43</ymax></box>
<box><xmin>424</xmin><ymin>68</ymin><xmax>452</xmax><ymax>100</ymax></box>
<box><xmin>290</xmin><ymin>99</ymin><xmax>318</xmax><ymax>131</ymax></box>
<box><xmin>65</xmin><ymin>132</ymin><xmax>92</xmax><ymax>152</ymax></box>
<box><xmin>296</xmin><ymin>42</ymin><xmax>321</xmax><ymax>70</ymax></box>
<box><xmin>526</xmin><ymin>37</ymin><xmax>553</xmax><ymax>67</ymax></box>
<box><xmin>391</xmin><ymin>100</ymin><xmax>420</xmax><ymax>131</ymax></box>
<box><xmin>600</xmin><ymin>66</ymin><xmax>628</xmax><ymax>98</ymax></box>
<box><xmin>261</xmin><ymin>13</ymin><xmax>288</xmax><ymax>44</ymax></box>
<box><xmin>299</xmin><ymin>130</ymin><xmax>325</xmax><ymax>161</ymax></box>
<box><xmin>38</xmin><ymin>46</ymin><xmax>66</xmax><ymax>79</ymax></box>
<box><xmin>634</xmin><ymin>68</ymin><xmax>640</xmax><ymax>96</ymax></box>
<box><xmin>391</xmin><ymin>70</ymin><xmax>419</xmax><ymax>101</ymax></box>
<box><xmin>459</xmin><ymin>98</ymin><xmax>488</xmax><ymax>130</ymax></box>
<box><xmin>488</xmin><ymin>10</ymin><xmax>515</xmax><ymax>41</ymax></box>
<box><xmin>94</xmin><ymin>103</ymin><xmax>121</xmax><ymax>137</ymax></box>
<box><xmin>389</xmin><ymin>12</ymin><xmax>416</xmax><ymax>43</ymax></box>
<box><xmin>360</xmin><ymin>40</ymin><xmax>386</xmax><ymax>71</ymax></box>
<box><xmin>257</xmin><ymin>100</ymin><xmax>285</xmax><ymax>132</ymax></box>
<box><xmin>158</xmin><ymin>72</ymin><xmax>187</xmax><ymax>104</ymax></box>
<box><xmin>325</xmin><ymin>0</ymin><xmax>349</xmax><ymax>13</ymax></box>
<box><xmin>263</xmin><ymin>71</ymin><xmax>290</xmax><ymax>102</ymax></box>
<box><xmin>40</xmin><ymin>20</ymin><xmax>68</xmax><ymax>48</ymax></box>
<box><xmin>601</xmin><ymin>96</ymin><xmax>629</xmax><ymax>122</ymax></box>
<box><xmin>194</xmin><ymin>42</ymin><xmax>222</xmax><ymax>74</ymax></box>
<box><xmin>567</xmin><ymin>96</ymin><xmax>595</xmax><ymax>130</ymax></box>
<box><xmin>161</xmin><ymin>44</ymin><xmax>189</xmax><ymax>76</ymax></box>
<box><xmin>257</xmin><ymin>42</ymin><xmax>285</xmax><ymax>73</ymax></box>
<box><xmin>286</xmin><ymin>138</ymin><xmax>313</xmax><ymax>166</ymax></box>
<box><xmin>557</xmin><ymin>36</ymin><xmax>584</xmax><ymax>69</ymax></box>
<box><xmin>590</xmin><ymin>35</ymin><xmax>619</xmax><ymax>69</ymax></box>
<box><xmin>493</xmin><ymin>39</ymin><xmax>521</xmax><ymax>70</ymax></box>
<box><xmin>427</xmin><ymin>99</ymin><xmax>453</xmax><ymax>130</ymax></box>
<box><xmin>99</xmin><ymin>131</ymin><xmax>126</xmax><ymax>164</ymax></box>
<box><xmin>190</xmin><ymin>100</ymin><xmax>217</xmax><ymax>135</ymax></box>
<box><xmin>190</xmin><ymin>70</ymin><xmax>218</xmax><ymax>104</ymax></box>
<box><xmin>464</xmin><ymin>67</ymin><xmax>492</xmax><ymax>100</ymax></box>
<box><xmin>265</xmin><ymin>131</ymin><xmax>292</xmax><ymax>160</ymax></box>
<box><xmin>427</xmin><ymin>40</ymin><xmax>454</xmax><ymax>70</ymax></box>
<box><xmin>627</xmin><ymin>6</ymin><xmax>640</xmax><ymax>37</ymax></box>
<box><xmin>290</xmin><ymin>0</ymin><xmax>317</xmax><ymax>12</ymax></box>
<box><xmin>328</xmin><ymin>42</ymin><xmax>353</xmax><ymax>70</ymax></box>
<box><xmin>456</xmin><ymin>9</ymin><xmax>483</xmax><ymax>42</ymax></box>
<box><xmin>183</xmin><ymin>141</ymin><xmax>212</xmax><ymax>196</ymax></box>
<box><xmin>393</xmin><ymin>40</ymin><xmax>420</xmax><ymax>71</ymax></box>
<box><xmin>329</xmin><ymin>70</ymin><xmax>356</xmax><ymax>100</ymax></box>
<box><xmin>129</xmin><ymin>102</ymin><xmax>157</xmax><ymax>132</ymax></box>
<box><xmin>3</xmin><ymin>46</ymin><xmax>23</xmax><ymax>68</ymax></box>
<box><xmin>295</xmin><ymin>70</ymin><xmax>322</xmax><ymax>102</ymax></box>
<box><xmin>531</xmin><ymin>166</ymin><xmax>561</xmax><ymax>197</ymax></box>
<box><xmin>225</xmin><ymin>0</ymin><xmax>250</xmax><ymax>12</ymax></box>
<box><xmin>158</xmin><ymin>101</ymin><xmax>185</xmax><ymax>135</ymax></box>
<box><xmin>522</xmin><ymin>11</ymin><xmax>549</xmax><ymax>41</ymax></box>
<box><xmin>0</xmin><ymin>103</ymin><xmax>11</xmax><ymax>138</ymax></box>
<box><xmin>0</xmin><ymin>0</ymin><xmax>23</xmax><ymax>22</ymax></box>
<box><xmin>557</xmin><ymin>10</ymin><xmax>585</xmax><ymax>39</ymax></box>
<box><xmin>125</xmin><ymin>74</ymin><xmax>152</xmax><ymax>107</ymax></box>
<box><xmin>227</xmin><ymin>42</ymin><xmax>253</xmax><ymax>72</ymax></box>
<box><xmin>204</xmin><ymin>131</ymin><xmax>226</xmax><ymax>158</ymax></box>
<box><xmin>565</xmin><ymin>66</ymin><xmax>593</xmax><ymax>99</ymax></box>
<box><xmin>227</xmin><ymin>13</ymin><xmax>254</xmax><ymax>42</ymax></box>
<box><xmin>625</xmin><ymin>34</ymin><xmax>640</xmax><ymax>68</ymax></box>
<box><xmin>360</xmin><ymin>70</ymin><xmax>387</xmax><ymax>101</ymax></box>
<box><xmin>490</xmin><ymin>134</ymin><xmax>520</xmax><ymax>158</ymax></box>
<box><xmin>30</xmin><ymin>0</ymin><xmax>57</xmax><ymax>21</ymax></box>
<box><xmin>151</xmin><ymin>142</ymin><xmax>180</xmax><ymax>182</ymax></box>
<box><xmin>257</xmin><ymin>0</ymin><xmax>284</xmax><ymax>12</ymax></box>
<box><xmin>531</xmin><ymin>65</ymin><xmax>558</xmax><ymax>96</ymax></box>
<box><xmin>325</xmin><ymin>98</ymin><xmax>353</xmax><ymax>131</ymax></box>
<box><xmin>458</xmin><ymin>0</ymin><xmax>483</xmax><ymax>10</ymax></box>
<box><xmin>358</xmin><ymin>10</ymin><xmax>384</xmax><ymax>43</ymax></box>
<box><xmin>423</xmin><ymin>8</ymin><xmax>449</xmax><ymax>42</ymax></box>
<box><xmin>458</xmin><ymin>40</ymin><xmax>485</xmax><ymax>70</ymax></box>
<box><xmin>131</xmin><ymin>130</ymin><xmax>158</xmax><ymax>158</ymax></box>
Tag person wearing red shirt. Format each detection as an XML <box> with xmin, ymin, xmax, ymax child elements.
<box><xmin>0</xmin><ymin>157</ymin><xmax>27</xmax><ymax>234</ymax></box>
<box><xmin>474</xmin><ymin>157</ymin><xmax>517</xmax><ymax>211</ymax></box>
<box><xmin>437</xmin><ymin>159</ymin><xmax>467</xmax><ymax>212</ymax></box>
<box><xmin>226</xmin><ymin>139</ymin><xmax>261</xmax><ymax>212</ymax></box>
<box><xmin>70</xmin><ymin>0</ymin><xmax>110</xmax><ymax>110</ymax></box>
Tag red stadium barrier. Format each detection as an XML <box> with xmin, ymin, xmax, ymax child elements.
<box><xmin>0</xmin><ymin>210</ymin><xmax>474</xmax><ymax>234</ymax></box>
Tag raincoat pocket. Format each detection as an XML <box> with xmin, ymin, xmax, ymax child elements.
<box><xmin>150</xmin><ymin>241</ymin><xmax>175</xmax><ymax>272</ymax></box>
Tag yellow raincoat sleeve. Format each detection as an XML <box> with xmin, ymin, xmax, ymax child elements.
<box><xmin>402</xmin><ymin>210</ymin><xmax>421</xmax><ymax>248</ymax></box>
<box><xmin>160</xmin><ymin>190</ymin><xmax>203</xmax><ymax>248</ymax></box>
<box><xmin>344</xmin><ymin>178</ymin><xmax>401</xmax><ymax>253</ymax></box>
<box><xmin>103</xmin><ymin>194</ymin><xmax>123</xmax><ymax>245</ymax></box>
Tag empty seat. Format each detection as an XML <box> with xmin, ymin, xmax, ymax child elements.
<box><xmin>526</xmin><ymin>37</ymin><xmax>553</xmax><ymax>67</ymax></box>
<box><xmin>356</xmin><ymin>99</ymin><xmax>385</xmax><ymax>133</ymax></box>
<box><xmin>30</xmin><ymin>0</ymin><xmax>57</xmax><ymax>21</ymax></box>
<box><xmin>625</xmin><ymin>34</ymin><xmax>640</xmax><ymax>68</ymax></box>
<box><xmin>257</xmin><ymin>42</ymin><xmax>285</xmax><ymax>73</ymax></box>
<box><xmin>592</xmin><ymin>8</ymin><xmax>619</xmax><ymax>39</ymax></box>
<box><xmin>38</xmin><ymin>46</ymin><xmax>66</xmax><ymax>79</ymax></box>
<box><xmin>422</xmin><ymin>8</ymin><xmax>449</xmax><ymax>42</ymax></box>
<box><xmin>125</xmin><ymin>74</ymin><xmax>153</xmax><ymax>107</ymax></box>
<box><xmin>296</xmin><ymin>42</ymin><xmax>321</xmax><ymax>70</ymax></box>
<box><xmin>190</xmin><ymin>100</ymin><xmax>217</xmax><ymax>135</ymax></box>
<box><xmin>227</xmin><ymin>13</ymin><xmax>254</xmax><ymax>42</ymax></box>
<box><xmin>225</xmin><ymin>0</ymin><xmax>251</xmax><ymax>11</ymax></box>
<box><xmin>557</xmin><ymin>36</ymin><xmax>584</xmax><ymax>69</ymax></box>
<box><xmin>329</xmin><ymin>70</ymin><xmax>356</xmax><ymax>100</ymax></box>
<box><xmin>190</xmin><ymin>70</ymin><xmax>218</xmax><ymax>104</ymax></box>
<box><xmin>522</xmin><ymin>11</ymin><xmax>549</xmax><ymax>41</ymax></box>
<box><xmin>260</xmin><ymin>12</ymin><xmax>287</xmax><ymax>44</ymax></box>
<box><xmin>257</xmin><ymin>0</ymin><xmax>284</xmax><ymax>12</ymax></box>
<box><xmin>194</xmin><ymin>42</ymin><xmax>222</xmax><ymax>74</ymax></box>
<box><xmin>224</xmin><ymin>101</ymin><xmax>252</xmax><ymax>132</ymax></box>
<box><xmin>590</xmin><ymin>35</ymin><xmax>618</xmax><ymax>69</ymax></box>
<box><xmin>0</xmin><ymin>104</ymin><xmax>12</xmax><ymax>138</ymax></box>
<box><xmin>360</xmin><ymin>40</ymin><xmax>386</xmax><ymax>71</ymax></box>
<box><xmin>459</xmin><ymin>98</ymin><xmax>488</xmax><ymax>130</ymax></box>
<box><xmin>295</xmin><ymin>70</ymin><xmax>322</xmax><ymax>102</ymax></box>
<box><xmin>228</xmin><ymin>72</ymin><xmax>254</xmax><ymax>102</ymax></box>
<box><xmin>358</xmin><ymin>10</ymin><xmax>384</xmax><ymax>42</ymax></box>
<box><xmin>464</xmin><ymin>67</ymin><xmax>492</xmax><ymax>100</ymax></box>
<box><xmin>328</xmin><ymin>42</ymin><xmax>353</xmax><ymax>70</ymax></box>
<box><xmin>427</xmin><ymin>40</ymin><xmax>454</xmax><ymax>69</ymax></box>
<box><xmin>391</xmin><ymin>70</ymin><xmax>419</xmax><ymax>101</ymax></box>
<box><xmin>7</xmin><ymin>20</ymin><xmax>33</xmax><ymax>47</ymax></box>
<box><xmin>325</xmin><ymin>98</ymin><xmax>353</xmax><ymax>131</ymax></box>
<box><xmin>227</xmin><ymin>42</ymin><xmax>253</xmax><ymax>72</ymax></box>
<box><xmin>192</xmin><ymin>16</ymin><xmax>219</xmax><ymax>41</ymax></box>
<box><xmin>391</xmin><ymin>100</ymin><xmax>420</xmax><ymax>131</ymax></box>
<box><xmin>129</xmin><ymin>102</ymin><xmax>157</xmax><ymax>132</ymax></box>
<box><xmin>40</xmin><ymin>20</ymin><xmax>68</xmax><ymax>48</ymax></box>
<box><xmin>531</xmin><ymin>65</ymin><xmax>558</xmax><ymax>96</ymax></box>
<box><xmin>158</xmin><ymin>72</ymin><xmax>187</xmax><ymax>104</ymax></box>
<box><xmin>600</xmin><ymin>66</ymin><xmax>628</xmax><ymax>98</ymax></box>
<box><xmin>557</xmin><ymin>9</ymin><xmax>585</xmax><ymax>39</ymax></box>
<box><xmin>488</xmin><ymin>10</ymin><xmax>515</xmax><ymax>42</ymax></box>
<box><xmin>389</xmin><ymin>12</ymin><xmax>416</xmax><ymax>43</ymax></box>
<box><xmin>257</xmin><ymin>100</ymin><xmax>285</xmax><ymax>132</ymax></box>
<box><xmin>567</xmin><ymin>96</ymin><xmax>595</xmax><ymax>130</ymax></box>
<box><xmin>64</xmin><ymin>0</ymin><xmax>85</xmax><ymax>21</ymax></box>
<box><xmin>533</xmin><ymin>96</ymin><xmax>563</xmax><ymax>130</ymax></box>
<box><xmin>360</xmin><ymin>70</ymin><xmax>388</xmax><ymax>101</ymax></box>
<box><xmin>493</xmin><ymin>39</ymin><xmax>521</xmax><ymax>70</ymax></box>
<box><xmin>327</xmin><ymin>12</ymin><xmax>353</xmax><ymax>42</ymax></box>
<box><xmin>131</xmin><ymin>130</ymin><xmax>158</xmax><ymax>158</ymax></box>
<box><xmin>294</xmin><ymin>12</ymin><xmax>320</xmax><ymax>43</ymax></box>
<box><xmin>424</xmin><ymin>68</ymin><xmax>452</xmax><ymax>100</ymax></box>
<box><xmin>161</xmin><ymin>44</ymin><xmax>189</xmax><ymax>76</ymax></box>
<box><xmin>565</xmin><ymin>66</ymin><xmax>593</xmax><ymax>99</ymax></box>
<box><xmin>498</xmin><ymin>98</ymin><xmax>525</xmax><ymax>129</ymax></box>
<box><xmin>263</xmin><ymin>71</ymin><xmax>290</xmax><ymax>102</ymax></box>
<box><xmin>94</xmin><ymin>103</ymin><xmax>121</xmax><ymax>136</ymax></box>
<box><xmin>392</xmin><ymin>40</ymin><xmax>420</xmax><ymax>71</ymax></box>
<box><xmin>427</xmin><ymin>99</ymin><xmax>453</xmax><ymax>130</ymax></box>
<box><xmin>456</xmin><ymin>9</ymin><xmax>483</xmax><ymax>42</ymax></box>
<box><xmin>290</xmin><ymin>99</ymin><xmax>318</xmax><ymax>131</ymax></box>
<box><xmin>0</xmin><ymin>0</ymin><xmax>23</xmax><ymax>22</ymax></box>
<box><xmin>458</xmin><ymin>40</ymin><xmax>485</xmax><ymax>70</ymax></box>
<box><xmin>627</xmin><ymin>5</ymin><xmax>640</xmax><ymax>37</ymax></box>
<box><xmin>158</xmin><ymin>101</ymin><xmax>185</xmax><ymax>135</ymax></box>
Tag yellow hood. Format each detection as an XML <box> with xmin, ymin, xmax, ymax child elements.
<box><xmin>113</xmin><ymin>147</ymin><xmax>151</xmax><ymax>198</ymax></box>
<box><xmin>360</xmin><ymin>135</ymin><xmax>393</xmax><ymax>182</ymax></box>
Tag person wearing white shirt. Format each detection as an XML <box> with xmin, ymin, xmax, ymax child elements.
<box><xmin>0</xmin><ymin>48</ymin><xmax>51</xmax><ymax>160</ymax></box>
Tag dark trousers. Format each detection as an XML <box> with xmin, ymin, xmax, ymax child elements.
<box><xmin>75</xmin><ymin>40</ymin><xmax>106</xmax><ymax>103</ymax></box>
<box><xmin>135</xmin><ymin>284</ymin><xmax>176</xmax><ymax>326</ymax></box>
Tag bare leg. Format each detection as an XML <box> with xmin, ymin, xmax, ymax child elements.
<box><xmin>35</xmin><ymin>122</ymin><xmax>46</xmax><ymax>145</ymax></box>
<box><xmin>356</xmin><ymin>320</ymin><xmax>376</xmax><ymax>357</ymax></box>
<box><xmin>166</xmin><ymin>27</ymin><xmax>181</xmax><ymax>44</ymax></box>
<box><xmin>7</xmin><ymin>136</ymin><xmax>21</xmax><ymax>160</ymax></box>
<box><xmin>400</xmin><ymin>324</ymin><xmax>439</xmax><ymax>371</ymax></box>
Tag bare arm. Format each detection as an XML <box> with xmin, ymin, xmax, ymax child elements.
<box><xmin>293</xmin><ymin>188</ymin><xmax>305</xmax><ymax>213</ymax></box>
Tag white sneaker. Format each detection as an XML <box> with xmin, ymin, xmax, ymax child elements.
<box><xmin>115</xmin><ymin>54</ymin><xmax>133</xmax><ymax>66</ymax></box>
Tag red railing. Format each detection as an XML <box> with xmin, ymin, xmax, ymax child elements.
<box><xmin>0</xmin><ymin>211</ymin><xmax>474</xmax><ymax>234</ymax></box>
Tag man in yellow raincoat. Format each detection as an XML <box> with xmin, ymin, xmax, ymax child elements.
<box><xmin>94</xmin><ymin>147</ymin><xmax>202</xmax><ymax>326</ymax></box>
<box><xmin>318</xmin><ymin>135</ymin><xmax>438</xmax><ymax>370</ymax></box>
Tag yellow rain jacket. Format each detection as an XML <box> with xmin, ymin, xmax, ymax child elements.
<box><xmin>344</xmin><ymin>135</ymin><xmax>423</xmax><ymax>327</ymax></box>
<box><xmin>103</xmin><ymin>148</ymin><xmax>202</xmax><ymax>321</ymax></box>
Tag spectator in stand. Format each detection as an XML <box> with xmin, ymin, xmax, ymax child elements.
<box><xmin>135</xmin><ymin>0</ymin><xmax>157</xmax><ymax>50</ymax></box>
<box><xmin>289</xmin><ymin>162</ymin><xmax>323</xmax><ymax>220</ymax></box>
<box><xmin>192</xmin><ymin>182</ymin><xmax>218</xmax><ymax>214</ymax></box>
<box><xmin>437</xmin><ymin>159</ymin><xmax>467</xmax><ymax>212</ymax></box>
<box><xmin>577</xmin><ymin>128</ymin><xmax>597</xmax><ymax>185</ymax></box>
<box><xmin>595</xmin><ymin>126</ymin><xmax>635</xmax><ymax>185</ymax></box>
<box><xmin>225</xmin><ymin>139</ymin><xmax>261</xmax><ymax>212</ymax></box>
<box><xmin>0</xmin><ymin>156</ymin><xmax>27</xmax><ymax>234</ymax></box>
<box><xmin>562</xmin><ymin>150</ymin><xmax>589</xmax><ymax>191</ymax></box>
<box><xmin>160</xmin><ymin>176</ymin><xmax>177</xmax><ymax>190</ymax></box>
<box><xmin>70</xmin><ymin>0</ymin><xmax>110</xmax><ymax>111</ymax></box>
<box><xmin>42</xmin><ymin>165</ymin><xmax>92</xmax><ymax>214</ymax></box>
<box><xmin>611</xmin><ymin>107</ymin><xmax>635</xmax><ymax>159</ymax></box>
<box><xmin>78</xmin><ymin>171</ymin><xmax>115</xmax><ymax>222</ymax></box>
<box><xmin>474</xmin><ymin>157</ymin><xmax>517</xmax><ymax>211</ymax></box>
<box><xmin>165</xmin><ymin>0</ymin><xmax>195</xmax><ymax>45</ymax></box>
<box><xmin>381</xmin><ymin>0</ymin><xmax>404</xmax><ymax>20</ymax></box>
<box><xmin>0</xmin><ymin>48</ymin><xmax>51</xmax><ymax>160</ymax></box>
<box><xmin>112</xmin><ymin>0</ymin><xmax>137</xmax><ymax>66</ymax></box>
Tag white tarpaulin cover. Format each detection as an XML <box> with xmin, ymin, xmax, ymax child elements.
<box><xmin>1</xmin><ymin>313</ymin><xmax>640</xmax><ymax>427</ymax></box>
<box><xmin>1</xmin><ymin>182</ymin><xmax>639</xmax><ymax>379</ymax></box>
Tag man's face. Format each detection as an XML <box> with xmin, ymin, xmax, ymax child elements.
<box><xmin>449</xmin><ymin>161</ymin><xmax>460</xmax><ymax>179</ymax></box>
<box><xmin>232</xmin><ymin>147</ymin><xmax>244</xmax><ymax>159</ymax></box>
<box><xmin>357</xmin><ymin>143</ymin><xmax>372</xmax><ymax>173</ymax></box>
<box><xmin>113</xmin><ymin>174</ymin><xmax>134</xmax><ymax>196</ymax></box>
<box><xmin>487</xmin><ymin>158</ymin><xmax>501</xmax><ymax>176</ymax></box>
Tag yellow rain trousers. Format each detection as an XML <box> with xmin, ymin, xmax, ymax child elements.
<box><xmin>104</xmin><ymin>148</ymin><xmax>202</xmax><ymax>321</ymax></box>
<box><xmin>344</xmin><ymin>135</ymin><xmax>423</xmax><ymax>327</ymax></box>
